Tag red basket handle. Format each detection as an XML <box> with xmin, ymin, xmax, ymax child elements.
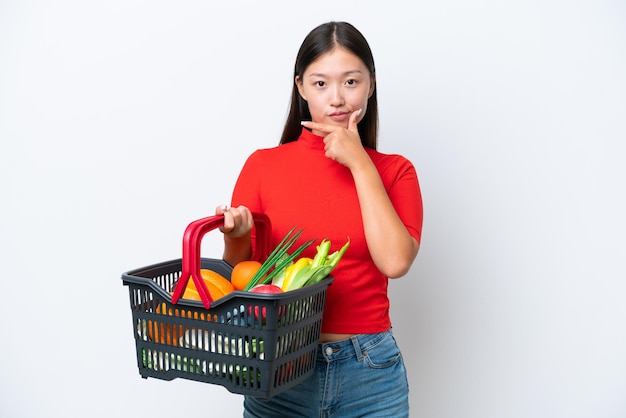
<box><xmin>171</xmin><ymin>212</ymin><xmax>271</xmax><ymax>308</ymax></box>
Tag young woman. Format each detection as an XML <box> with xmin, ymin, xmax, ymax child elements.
<box><xmin>217</xmin><ymin>21</ymin><xmax>423</xmax><ymax>417</ymax></box>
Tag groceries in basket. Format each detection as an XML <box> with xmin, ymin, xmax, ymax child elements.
<box><xmin>121</xmin><ymin>214</ymin><xmax>345</xmax><ymax>398</ymax></box>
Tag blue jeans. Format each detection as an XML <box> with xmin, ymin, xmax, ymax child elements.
<box><xmin>243</xmin><ymin>329</ymin><xmax>409</xmax><ymax>417</ymax></box>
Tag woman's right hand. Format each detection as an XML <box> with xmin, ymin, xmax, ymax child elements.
<box><xmin>215</xmin><ymin>204</ymin><xmax>254</xmax><ymax>238</ymax></box>
<box><xmin>216</xmin><ymin>204</ymin><xmax>254</xmax><ymax>265</ymax></box>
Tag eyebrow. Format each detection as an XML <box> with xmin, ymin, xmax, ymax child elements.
<box><xmin>307</xmin><ymin>70</ymin><xmax>364</xmax><ymax>78</ymax></box>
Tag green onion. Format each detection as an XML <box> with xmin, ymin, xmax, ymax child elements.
<box><xmin>243</xmin><ymin>227</ymin><xmax>316</xmax><ymax>291</ymax></box>
<box><xmin>259</xmin><ymin>239</ymin><xmax>316</xmax><ymax>285</ymax></box>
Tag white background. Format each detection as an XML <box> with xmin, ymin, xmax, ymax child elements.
<box><xmin>1</xmin><ymin>1</ymin><xmax>625</xmax><ymax>417</ymax></box>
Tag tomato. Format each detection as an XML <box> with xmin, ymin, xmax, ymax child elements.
<box><xmin>248</xmin><ymin>285</ymin><xmax>283</xmax><ymax>320</ymax></box>
<box><xmin>250</xmin><ymin>284</ymin><xmax>283</xmax><ymax>294</ymax></box>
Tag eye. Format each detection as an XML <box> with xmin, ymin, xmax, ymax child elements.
<box><xmin>315</xmin><ymin>81</ymin><xmax>326</xmax><ymax>87</ymax></box>
<box><xmin>346</xmin><ymin>79</ymin><xmax>357</xmax><ymax>86</ymax></box>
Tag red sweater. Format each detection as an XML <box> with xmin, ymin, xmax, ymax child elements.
<box><xmin>231</xmin><ymin>128</ymin><xmax>423</xmax><ymax>334</ymax></box>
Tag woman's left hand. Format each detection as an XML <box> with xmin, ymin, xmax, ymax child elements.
<box><xmin>302</xmin><ymin>109</ymin><xmax>368</xmax><ymax>170</ymax></box>
<box><xmin>304</xmin><ymin>109</ymin><xmax>419</xmax><ymax>278</ymax></box>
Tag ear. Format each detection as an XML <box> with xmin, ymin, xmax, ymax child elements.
<box><xmin>368</xmin><ymin>76</ymin><xmax>376</xmax><ymax>98</ymax></box>
<box><xmin>296</xmin><ymin>75</ymin><xmax>307</xmax><ymax>101</ymax></box>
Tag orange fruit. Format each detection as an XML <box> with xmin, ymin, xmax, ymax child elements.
<box><xmin>183</xmin><ymin>269</ymin><xmax>235</xmax><ymax>301</ymax></box>
<box><xmin>148</xmin><ymin>303</ymin><xmax>207</xmax><ymax>346</ymax></box>
<box><xmin>148</xmin><ymin>303</ymin><xmax>182</xmax><ymax>346</ymax></box>
<box><xmin>145</xmin><ymin>269</ymin><xmax>233</xmax><ymax>346</ymax></box>
<box><xmin>231</xmin><ymin>260</ymin><xmax>263</xmax><ymax>290</ymax></box>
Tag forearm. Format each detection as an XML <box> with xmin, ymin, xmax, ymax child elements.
<box><xmin>222</xmin><ymin>234</ymin><xmax>252</xmax><ymax>267</ymax></box>
<box><xmin>352</xmin><ymin>160</ymin><xmax>419</xmax><ymax>278</ymax></box>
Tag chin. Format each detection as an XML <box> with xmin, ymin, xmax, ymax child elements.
<box><xmin>325</xmin><ymin>119</ymin><xmax>349</xmax><ymax>128</ymax></box>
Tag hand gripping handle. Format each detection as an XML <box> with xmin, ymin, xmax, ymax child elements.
<box><xmin>171</xmin><ymin>212</ymin><xmax>271</xmax><ymax>308</ymax></box>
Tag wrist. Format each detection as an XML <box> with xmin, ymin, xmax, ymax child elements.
<box><xmin>349</xmin><ymin>154</ymin><xmax>376</xmax><ymax>176</ymax></box>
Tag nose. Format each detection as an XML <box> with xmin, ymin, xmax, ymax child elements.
<box><xmin>329</xmin><ymin>85</ymin><xmax>344</xmax><ymax>107</ymax></box>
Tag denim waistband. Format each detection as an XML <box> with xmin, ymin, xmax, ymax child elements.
<box><xmin>318</xmin><ymin>329</ymin><xmax>392</xmax><ymax>362</ymax></box>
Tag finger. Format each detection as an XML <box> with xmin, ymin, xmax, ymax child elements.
<box><xmin>232</xmin><ymin>205</ymin><xmax>250</xmax><ymax>228</ymax></box>
<box><xmin>228</xmin><ymin>206</ymin><xmax>243</xmax><ymax>224</ymax></box>
<box><xmin>227</xmin><ymin>205</ymin><xmax>253</xmax><ymax>234</ymax></box>
<box><xmin>215</xmin><ymin>204</ymin><xmax>229</xmax><ymax>214</ymax></box>
<box><xmin>348</xmin><ymin>109</ymin><xmax>362</xmax><ymax>133</ymax></box>
<box><xmin>231</xmin><ymin>205</ymin><xmax>250</xmax><ymax>219</ymax></box>
<box><xmin>300</xmin><ymin>120</ymin><xmax>342</xmax><ymax>135</ymax></box>
<box><xmin>220</xmin><ymin>210</ymin><xmax>234</xmax><ymax>233</ymax></box>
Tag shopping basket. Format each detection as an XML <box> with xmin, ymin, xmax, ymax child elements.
<box><xmin>121</xmin><ymin>213</ymin><xmax>332</xmax><ymax>399</ymax></box>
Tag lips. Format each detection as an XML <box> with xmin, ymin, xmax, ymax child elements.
<box><xmin>328</xmin><ymin>112</ymin><xmax>349</xmax><ymax>122</ymax></box>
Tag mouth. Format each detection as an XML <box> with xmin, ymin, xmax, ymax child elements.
<box><xmin>328</xmin><ymin>112</ymin><xmax>349</xmax><ymax>122</ymax></box>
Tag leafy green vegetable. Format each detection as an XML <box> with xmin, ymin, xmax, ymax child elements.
<box><xmin>244</xmin><ymin>227</ymin><xmax>316</xmax><ymax>291</ymax></box>
<box><xmin>285</xmin><ymin>237</ymin><xmax>350</xmax><ymax>290</ymax></box>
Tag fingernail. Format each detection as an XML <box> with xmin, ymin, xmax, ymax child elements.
<box><xmin>220</xmin><ymin>204</ymin><xmax>228</xmax><ymax>211</ymax></box>
<box><xmin>356</xmin><ymin>109</ymin><xmax>363</xmax><ymax>116</ymax></box>
<box><xmin>300</xmin><ymin>121</ymin><xmax>308</xmax><ymax>125</ymax></box>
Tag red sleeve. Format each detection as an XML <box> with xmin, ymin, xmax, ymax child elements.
<box><xmin>381</xmin><ymin>155</ymin><xmax>424</xmax><ymax>243</ymax></box>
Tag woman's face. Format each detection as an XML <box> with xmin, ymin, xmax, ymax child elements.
<box><xmin>296</xmin><ymin>47</ymin><xmax>374</xmax><ymax>132</ymax></box>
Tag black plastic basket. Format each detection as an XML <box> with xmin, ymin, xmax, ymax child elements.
<box><xmin>121</xmin><ymin>214</ymin><xmax>332</xmax><ymax>399</ymax></box>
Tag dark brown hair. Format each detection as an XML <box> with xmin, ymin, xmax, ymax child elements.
<box><xmin>279</xmin><ymin>21</ymin><xmax>378</xmax><ymax>149</ymax></box>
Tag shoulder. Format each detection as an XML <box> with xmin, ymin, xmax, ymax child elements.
<box><xmin>366</xmin><ymin>148</ymin><xmax>416</xmax><ymax>173</ymax></box>
<box><xmin>252</xmin><ymin>142</ymin><xmax>299</xmax><ymax>157</ymax></box>
<box><xmin>244</xmin><ymin>142</ymin><xmax>298</xmax><ymax>165</ymax></box>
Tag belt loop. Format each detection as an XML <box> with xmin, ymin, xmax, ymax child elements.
<box><xmin>350</xmin><ymin>335</ymin><xmax>364</xmax><ymax>361</ymax></box>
